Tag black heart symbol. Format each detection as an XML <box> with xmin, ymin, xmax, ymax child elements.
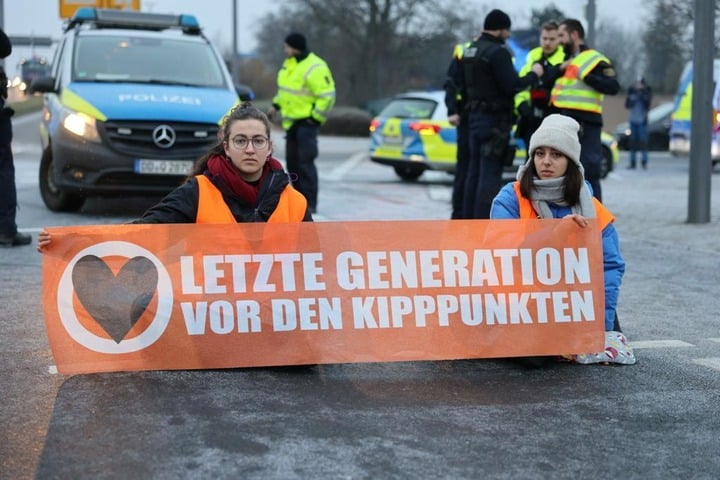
<box><xmin>72</xmin><ymin>255</ymin><xmax>158</xmax><ymax>343</ymax></box>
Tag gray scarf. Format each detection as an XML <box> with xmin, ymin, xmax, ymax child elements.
<box><xmin>528</xmin><ymin>176</ymin><xmax>596</xmax><ymax>219</ymax></box>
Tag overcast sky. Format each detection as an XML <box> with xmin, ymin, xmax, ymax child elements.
<box><xmin>1</xmin><ymin>0</ymin><xmax>647</xmax><ymax>78</ymax></box>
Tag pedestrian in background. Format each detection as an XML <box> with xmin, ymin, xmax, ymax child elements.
<box><xmin>444</xmin><ymin>39</ymin><xmax>473</xmax><ymax>219</ymax></box>
<box><xmin>625</xmin><ymin>77</ymin><xmax>652</xmax><ymax>169</ymax></box>
<box><xmin>453</xmin><ymin>9</ymin><xmax>543</xmax><ymax>219</ymax></box>
<box><xmin>0</xmin><ymin>28</ymin><xmax>32</xmax><ymax>247</ymax></box>
<box><xmin>545</xmin><ymin>18</ymin><xmax>620</xmax><ymax>202</ymax></box>
<box><xmin>491</xmin><ymin>114</ymin><xmax>635</xmax><ymax>365</ymax></box>
<box><xmin>38</xmin><ymin>103</ymin><xmax>311</xmax><ymax>250</ymax></box>
<box><xmin>514</xmin><ymin>20</ymin><xmax>564</xmax><ymax>152</ymax></box>
<box><xmin>269</xmin><ymin>32</ymin><xmax>336</xmax><ymax>215</ymax></box>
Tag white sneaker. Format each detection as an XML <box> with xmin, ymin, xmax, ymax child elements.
<box><xmin>572</xmin><ymin>331</ymin><xmax>637</xmax><ymax>365</ymax></box>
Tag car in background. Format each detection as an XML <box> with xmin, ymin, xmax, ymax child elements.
<box><xmin>18</xmin><ymin>56</ymin><xmax>51</xmax><ymax>94</ymax></box>
<box><xmin>614</xmin><ymin>101</ymin><xmax>673</xmax><ymax>151</ymax></box>
<box><xmin>369</xmin><ymin>90</ymin><xmax>618</xmax><ymax>181</ymax></box>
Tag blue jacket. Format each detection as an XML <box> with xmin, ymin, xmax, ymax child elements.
<box><xmin>490</xmin><ymin>181</ymin><xmax>625</xmax><ymax>330</ymax></box>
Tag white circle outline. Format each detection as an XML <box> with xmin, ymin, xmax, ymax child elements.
<box><xmin>57</xmin><ymin>241</ymin><xmax>173</xmax><ymax>354</ymax></box>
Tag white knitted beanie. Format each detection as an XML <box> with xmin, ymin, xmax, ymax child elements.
<box><xmin>527</xmin><ymin>114</ymin><xmax>583</xmax><ymax>172</ymax></box>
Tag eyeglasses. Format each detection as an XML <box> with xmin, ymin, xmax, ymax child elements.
<box><xmin>230</xmin><ymin>135</ymin><xmax>269</xmax><ymax>150</ymax></box>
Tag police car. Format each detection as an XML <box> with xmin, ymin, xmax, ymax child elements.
<box><xmin>369</xmin><ymin>90</ymin><xmax>619</xmax><ymax>181</ymax></box>
<box><xmin>32</xmin><ymin>8</ymin><xmax>253</xmax><ymax>212</ymax></box>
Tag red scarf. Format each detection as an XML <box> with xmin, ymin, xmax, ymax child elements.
<box><xmin>206</xmin><ymin>154</ymin><xmax>284</xmax><ymax>206</ymax></box>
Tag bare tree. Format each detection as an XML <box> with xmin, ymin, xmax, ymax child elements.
<box><xmin>594</xmin><ymin>20</ymin><xmax>644</xmax><ymax>89</ymax></box>
<box><xmin>254</xmin><ymin>0</ymin><xmax>464</xmax><ymax>105</ymax></box>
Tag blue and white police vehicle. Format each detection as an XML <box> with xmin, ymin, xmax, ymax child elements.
<box><xmin>33</xmin><ymin>8</ymin><xmax>253</xmax><ymax>211</ymax></box>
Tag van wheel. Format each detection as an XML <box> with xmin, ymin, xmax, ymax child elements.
<box><xmin>394</xmin><ymin>165</ymin><xmax>424</xmax><ymax>181</ymax></box>
<box><xmin>39</xmin><ymin>148</ymin><xmax>85</xmax><ymax>212</ymax></box>
<box><xmin>600</xmin><ymin>146</ymin><xmax>613</xmax><ymax>179</ymax></box>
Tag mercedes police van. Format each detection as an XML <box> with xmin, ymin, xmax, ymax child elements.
<box><xmin>33</xmin><ymin>8</ymin><xmax>252</xmax><ymax>212</ymax></box>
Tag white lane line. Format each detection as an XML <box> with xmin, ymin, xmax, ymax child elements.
<box><xmin>323</xmin><ymin>151</ymin><xmax>368</xmax><ymax>181</ymax></box>
<box><xmin>693</xmin><ymin>358</ymin><xmax>720</xmax><ymax>371</ymax></box>
<box><xmin>707</xmin><ymin>338</ymin><xmax>720</xmax><ymax>344</ymax></box>
<box><xmin>630</xmin><ymin>340</ymin><xmax>695</xmax><ymax>349</ymax></box>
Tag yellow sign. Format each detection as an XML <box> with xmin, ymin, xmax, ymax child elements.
<box><xmin>59</xmin><ymin>0</ymin><xmax>141</xmax><ymax>19</ymax></box>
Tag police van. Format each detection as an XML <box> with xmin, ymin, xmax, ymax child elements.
<box><xmin>668</xmin><ymin>59</ymin><xmax>720</xmax><ymax>167</ymax></box>
<box><xmin>33</xmin><ymin>8</ymin><xmax>252</xmax><ymax>211</ymax></box>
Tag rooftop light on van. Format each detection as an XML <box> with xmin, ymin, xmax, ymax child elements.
<box><xmin>68</xmin><ymin>7</ymin><xmax>200</xmax><ymax>34</ymax></box>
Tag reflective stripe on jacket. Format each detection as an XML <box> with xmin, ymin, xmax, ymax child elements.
<box><xmin>272</xmin><ymin>52</ymin><xmax>336</xmax><ymax>130</ymax></box>
<box><xmin>195</xmin><ymin>175</ymin><xmax>307</xmax><ymax>223</ymax></box>
<box><xmin>550</xmin><ymin>49</ymin><xmax>608</xmax><ymax>114</ymax></box>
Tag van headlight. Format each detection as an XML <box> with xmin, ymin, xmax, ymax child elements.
<box><xmin>62</xmin><ymin>111</ymin><xmax>100</xmax><ymax>142</ymax></box>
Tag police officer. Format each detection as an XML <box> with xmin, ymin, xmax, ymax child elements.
<box><xmin>269</xmin><ymin>32</ymin><xmax>336</xmax><ymax>215</ymax></box>
<box><xmin>453</xmin><ymin>9</ymin><xmax>543</xmax><ymax>219</ymax></box>
<box><xmin>546</xmin><ymin>18</ymin><xmax>620</xmax><ymax>201</ymax></box>
<box><xmin>0</xmin><ymin>28</ymin><xmax>31</xmax><ymax>247</ymax></box>
<box><xmin>444</xmin><ymin>40</ymin><xmax>472</xmax><ymax>219</ymax></box>
<box><xmin>514</xmin><ymin>20</ymin><xmax>565</xmax><ymax>153</ymax></box>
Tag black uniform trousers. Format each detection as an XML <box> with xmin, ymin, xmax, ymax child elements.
<box><xmin>451</xmin><ymin>112</ymin><xmax>470</xmax><ymax>219</ymax></box>
<box><xmin>463</xmin><ymin>110</ymin><xmax>507</xmax><ymax>219</ymax></box>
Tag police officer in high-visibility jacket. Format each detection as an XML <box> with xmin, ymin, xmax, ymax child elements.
<box><xmin>545</xmin><ymin>18</ymin><xmax>619</xmax><ymax>201</ymax></box>
<box><xmin>514</xmin><ymin>20</ymin><xmax>565</xmax><ymax>153</ymax></box>
<box><xmin>269</xmin><ymin>32</ymin><xmax>336</xmax><ymax>214</ymax></box>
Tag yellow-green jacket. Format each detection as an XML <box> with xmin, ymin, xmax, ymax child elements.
<box><xmin>273</xmin><ymin>52</ymin><xmax>336</xmax><ymax>130</ymax></box>
<box><xmin>514</xmin><ymin>46</ymin><xmax>564</xmax><ymax>111</ymax></box>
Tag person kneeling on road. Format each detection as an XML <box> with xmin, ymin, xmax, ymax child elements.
<box><xmin>490</xmin><ymin>114</ymin><xmax>635</xmax><ymax>365</ymax></box>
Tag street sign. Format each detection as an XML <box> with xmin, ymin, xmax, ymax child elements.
<box><xmin>59</xmin><ymin>0</ymin><xmax>141</xmax><ymax>19</ymax></box>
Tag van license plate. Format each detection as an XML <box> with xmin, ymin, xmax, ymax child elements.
<box><xmin>135</xmin><ymin>160</ymin><xmax>193</xmax><ymax>175</ymax></box>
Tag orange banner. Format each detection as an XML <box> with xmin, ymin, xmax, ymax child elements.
<box><xmin>41</xmin><ymin>219</ymin><xmax>605</xmax><ymax>374</ymax></box>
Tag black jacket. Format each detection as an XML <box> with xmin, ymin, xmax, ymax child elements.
<box><xmin>0</xmin><ymin>29</ymin><xmax>11</xmax><ymax>59</ymax></box>
<box><xmin>133</xmin><ymin>168</ymin><xmax>313</xmax><ymax>224</ymax></box>
<box><xmin>453</xmin><ymin>33</ymin><xmax>538</xmax><ymax>114</ymax></box>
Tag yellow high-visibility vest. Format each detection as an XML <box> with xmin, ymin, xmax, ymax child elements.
<box><xmin>550</xmin><ymin>49</ymin><xmax>609</xmax><ymax>114</ymax></box>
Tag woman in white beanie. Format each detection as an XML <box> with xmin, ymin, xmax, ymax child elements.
<box><xmin>490</xmin><ymin>114</ymin><xmax>635</xmax><ymax>365</ymax></box>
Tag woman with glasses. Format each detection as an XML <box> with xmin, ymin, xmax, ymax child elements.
<box><xmin>38</xmin><ymin>102</ymin><xmax>311</xmax><ymax>249</ymax></box>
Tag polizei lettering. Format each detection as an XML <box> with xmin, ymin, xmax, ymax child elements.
<box><xmin>118</xmin><ymin>93</ymin><xmax>201</xmax><ymax>105</ymax></box>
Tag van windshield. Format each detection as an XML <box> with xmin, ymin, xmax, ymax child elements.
<box><xmin>72</xmin><ymin>35</ymin><xmax>228</xmax><ymax>88</ymax></box>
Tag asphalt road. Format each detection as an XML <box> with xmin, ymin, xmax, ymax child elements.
<box><xmin>2</xmin><ymin>112</ymin><xmax>720</xmax><ymax>479</ymax></box>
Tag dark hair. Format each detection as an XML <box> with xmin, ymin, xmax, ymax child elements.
<box><xmin>519</xmin><ymin>157</ymin><xmax>584</xmax><ymax>206</ymax></box>
<box><xmin>189</xmin><ymin>101</ymin><xmax>272</xmax><ymax>178</ymax></box>
<box><xmin>541</xmin><ymin>20</ymin><xmax>559</xmax><ymax>31</ymax></box>
<box><xmin>560</xmin><ymin>19</ymin><xmax>585</xmax><ymax>39</ymax></box>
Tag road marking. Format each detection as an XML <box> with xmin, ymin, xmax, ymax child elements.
<box><xmin>48</xmin><ymin>365</ymin><xmax>58</xmax><ymax>375</ymax></box>
<box><xmin>630</xmin><ymin>339</ymin><xmax>695</xmax><ymax>349</ymax></box>
<box><xmin>708</xmin><ymin>338</ymin><xmax>720</xmax><ymax>344</ymax></box>
<box><xmin>323</xmin><ymin>151</ymin><xmax>367</xmax><ymax>181</ymax></box>
<box><xmin>693</xmin><ymin>358</ymin><xmax>720</xmax><ymax>371</ymax></box>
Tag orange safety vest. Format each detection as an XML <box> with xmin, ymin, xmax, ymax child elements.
<box><xmin>549</xmin><ymin>49</ymin><xmax>608</xmax><ymax>114</ymax></box>
<box><xmin>512</xmin><ymin>182</ymin><xmax>614</xmax><ymax>229</ymax></box>
<box><xmin>195</xmin><ymin>175</ymin><xmax>307</xmax><ymax>223</ymax></box>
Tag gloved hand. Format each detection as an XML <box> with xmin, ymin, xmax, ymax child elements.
<box><xmin>517</xmin><ymin>101</ymin><xmax>532</xmax><ymax>118</ymax></box>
